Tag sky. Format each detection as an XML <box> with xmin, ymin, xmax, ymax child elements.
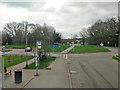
<box><xmin>0</xmin><ymin>1</ymin><xmax>118</xmax><ymax>39</ymax></box>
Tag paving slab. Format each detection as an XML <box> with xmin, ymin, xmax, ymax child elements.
<box><xmin>24</xmin><ymin>56</ymin><xmax>71</xmax><ymax>88</ymax></box>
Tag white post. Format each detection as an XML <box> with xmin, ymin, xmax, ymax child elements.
<box><xmin>66</xmin><ymin>54</ymin><xmax>67</xmax><ymax>60</ymax></box>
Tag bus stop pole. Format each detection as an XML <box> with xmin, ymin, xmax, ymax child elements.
<box><xmin>35</xmin><ymin>40</ymin><xmax>39</xmax><ymax>76</ymax></box>
<box><xmin>2</xmin><ymin>55</ymin><xmax>4</xmax><ymax>88</ymax></box>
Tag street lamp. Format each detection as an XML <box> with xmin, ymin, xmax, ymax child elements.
<box><xmin>71</xmin><ymin>34</ymin><xmax>72</xmax><ymax>39</ymax></box>
<box><xmin>25</xmin><ymin>23</ymin><xmax>28</xmax><ymax>68</ymax></box>
<box><xmin>115</xmin><ymin>32</ymin><xmax>119</xmax><ymax>47</ymax></box>
<box><xmin>32</xmin><ymin>35</ymin><xmax>34</xmax><ymax>50</ymax></box>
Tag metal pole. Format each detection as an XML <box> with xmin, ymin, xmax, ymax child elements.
<box><xmin>35</xmin><ymin>40</ymin><xmax>39</xmax><ymax>76</ymax></box>
<box><xmin>2</xmin><ymin>55</ymin><xmax>4</xmax><ymax>88</ymax></box>
<box><xmin>25</xmin><ymin>23</ymin><xmax>28</xmax><ymax>68</ymax></box>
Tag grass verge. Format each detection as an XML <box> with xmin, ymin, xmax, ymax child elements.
<box><xmin>2</xmin><ymin>49</ymin><xmax>12</xmax><ymax>52</ymax></box>
<box><xmin>4</xmin><ymin>45</ymin><xmax>27</xmax><ymax>49</ymax></box>
<box><xmin>24</xmin><ymin>56</ymin><xmax>56</xmax><ymax>69</ymax></box>
<box><xmin>50</xmin><ymin>44</ymin><xmax>70</xmax><ymax>52</ymax></box>
<box><xmin>4</xmin><ymin>56</ymin><xmax>34</xmax><ymax>68</ymax></box>
<box><xmin>112</xmin><ymin>55</ymin><xmax>120</xmax><ymax>61</ymax></box>
<box><xmin>69</xmin><ymin>45</ymin><xmax>111</xmax><ymax>53</ymax></box>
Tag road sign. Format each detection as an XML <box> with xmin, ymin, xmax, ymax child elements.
<box><xmin>2</xmin><ymin>46</ymin><xmax>5</xmax><ymax>50</ymax></box>
<box><xmin>52</xmin><ymin>45</ymin><xmax>55</xmax><ymax>52</ymax></box>
<box><xmin>52</xmin><ymin>45</ymin><xmax>55</xmax><ymax>48</ymax></box>
<box><xmin>38</xmin><ymin>41</ymin><xmax>41</xmax><ymax>49</ymax></box>
<box><xmin>67</xmin><ymin>42</ymin><xmax>69</xmax><ymax>45</ymax></box>
<box><xmin>35</xmin><ymin>40</ymin><xmax>39</xmax><ymax>76</ymax></box>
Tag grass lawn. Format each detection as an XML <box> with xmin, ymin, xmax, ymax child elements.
<box><xmin>50</xmin><ymin>44</ymin><xmax>70</xmax><ymax>52</ymax></box>
<box><xmin>5</xmin><ymin>45</ymin><xmax>26</xmax><ymax>49</ymax></box>
<box><xmin>69</xmin><ymin>45</ymin><xmax>111</xmax><ymax>53</ymax></box>
<box><xmin>112</xmin><ymin>55</ymin><xmax>120</xmax><ymax>61</ymax></box>
<box><xmin>24</xmin><ymin>56</ymin><xmax>56</xmax><ymax>69</ymax></box>
<box><xmin>4</xmin><ymin>56</ymin><xmax>34</xmax><ymax>68</ymax></box>
<box><xmin>2</xmin><ymin>49</ymin><xmax>12</xmax><ymax>52</ymax></box>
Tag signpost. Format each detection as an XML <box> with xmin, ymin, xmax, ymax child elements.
<box><xmin>52</xmin><ymin>45</ymin><xmax>55</xmax><ymax>52</ymax></box>
<box><xmin>35</xmin><ymin>40</ymin><xmax>41</xmax><ymax>76</ymax></box>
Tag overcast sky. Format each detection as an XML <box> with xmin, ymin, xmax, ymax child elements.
<box><xmin>0</xmin><ymin>1</ymin><xmax>118</xmax><ymax>39</ymax></box>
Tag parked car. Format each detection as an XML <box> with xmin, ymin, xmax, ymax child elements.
<box><xmin>25</xmin><ymin>47</ymin><xmax>32</xmax><ymax>52</ymax></box>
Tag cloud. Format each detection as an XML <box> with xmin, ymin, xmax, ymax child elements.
<box><xmin>0</xmin><ymin>2</ymin><xmax>118</xmax><ymax>39</ymax></box>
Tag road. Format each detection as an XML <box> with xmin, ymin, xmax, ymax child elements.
<box><xmin>4</xmin><ymin>49</ymin><xmax>34</xmax><ymax>56</ymax></box>
<box><xmin>67</xmin><ymin>47</ymin><xmax>118</xmax><ymax>88</ymax></box>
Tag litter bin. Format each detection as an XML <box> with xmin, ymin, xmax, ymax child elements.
<box><xmin>14</xmin><ymin>70</ymin><xmax>22</xmax><ymax>83</ymax></box>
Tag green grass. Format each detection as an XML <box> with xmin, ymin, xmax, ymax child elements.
<box><xmin>5</xmin><ymin>45</ymin><xmax>26</xmax><ymax>49</ymax></box>
<box><xmin>112</xmin><ymin>56</ymin><xmax>120</xmax><ymax>61</ymax></box>
<box><xmin>50</xmin><ymin>44</ymin><xmax>70</xmax><ymax>52</ymax></box>
<box><xmin>69</xmin><ymin>45</ymin><xmax>111</xmax><ymax>53</ymax></box>
<box><xmin>24</xmin><ymin>56</ymin><xmax>56</xmax><ymax>69</ymax></box>
<box><xmin>2</xmin><ymin>49</ymin><xmax>12</xmax><ymax>52</ymax></box>
<box><xmin>4</xmin><ymin>56</ymin><xmax>34</xmax><ymax>68</ymax></box>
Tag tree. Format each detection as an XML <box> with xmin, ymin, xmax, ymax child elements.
<box><xmin>85</xmin><ymin>17</ymin><xmax>118</xmax><ymax>46</ymax></box>
<box><xmin>73</xmin><ymin>34</ymin><xmax>78</xmax><ymax>39</ymax></box>
<box><xmin>79</xmin><ymin>28</ymin><xmax>88</xmax><ymax>45</ymax></box>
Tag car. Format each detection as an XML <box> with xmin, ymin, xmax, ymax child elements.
<box><xmin>25</xmin><ymin>47</ymin><xmax>32</xmax><ymax>52</ymax></box>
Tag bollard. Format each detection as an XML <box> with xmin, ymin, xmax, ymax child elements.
<box><xmin>65</xmin><ymin>54</ymin><xmax>67</xmax><ymax>60</ymax></box>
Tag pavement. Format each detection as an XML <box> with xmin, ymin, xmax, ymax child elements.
<box><xmin>24</xmin><ymin>56</ymin><xmax>71</xmax><ymax>88</ymax></box>
<box><xmin>7</xmin><ymin>58</ymin><xmax>35</xmax><ymax>70</ymax></box>
<box><xmin>3</xmin><ymin>56</ymin><xmax>71</xmax><ymax>88</ymax></box>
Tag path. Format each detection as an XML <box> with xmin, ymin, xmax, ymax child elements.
<box><xmin>8</xmin><ymin>58</ymin><xmax>35</xmax><ymax>70</ymax></box>
<box><xmin>61</xmin><ymin>45</ymin><xmax>74</xmax><ymax>54</ymax></box>
<box><xmin>24</xmin><ymin>56</ymin><xmax>71</xmax><ymax>88</ymax></box>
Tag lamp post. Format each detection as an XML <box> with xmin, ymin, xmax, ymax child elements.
<box><xmin>115</xmin><ymin>32</ymin><xmax>119</xmax><ymax>47</ymax></box>
<box><xmin>25</xmin><ymin>23</ymin><xmax>28</xmax><ymax>68</ymax></box>
<box><xmin>71</xmin><ymin>34</ymin><xmax>72</xmax><ymax>39</ymax></box>
<box><xmin>32</xmin><ymin>36</ymin><xmax>34</xmax><ymax>50</ymax></box>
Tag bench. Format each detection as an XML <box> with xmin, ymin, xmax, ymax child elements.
<box><xmin>4</xmin><ymin>67</ymin><xmax>11</xmax><ymax>76</ymax></box>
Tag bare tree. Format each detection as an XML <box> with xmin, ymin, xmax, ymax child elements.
<box><xmin>79</xmin><ymin>28</ymin><xmax>88</xmax><ymax>45</ymax></box>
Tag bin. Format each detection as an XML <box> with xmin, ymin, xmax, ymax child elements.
<box><xmin>14</xmin><ymin>70</ymin><xmax>22</xmax><ymax>83</ymax></box>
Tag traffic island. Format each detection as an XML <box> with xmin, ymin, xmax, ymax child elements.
<box><xmin>69</xmin><ymin>45</ymin><xmax>111</xmax><ymax>53</ymax></box>
<box><xmin>112</xmin><ymin>55</ymin><xmax>120</xmax><ymax>63</ymax></box>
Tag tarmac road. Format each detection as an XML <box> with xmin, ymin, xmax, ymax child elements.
<box><xmin>67</xmin><ymin>47</ymin><xmax>118</xmax><ymax>88</ymax></box>
<box><xmin>4</xmin><ymin>49</ymin><xmax>34</xmax><ymax>56</ymax></box>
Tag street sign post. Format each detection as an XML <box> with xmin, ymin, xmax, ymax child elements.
<box><xmin>38</xmin><ymin>41</ymin><xmax>41</xmax><ymax>49</ymax></box>
<box><xmin>52</xmin><ymin>45</ymin><xmax>55</xmax><ymax>52</ymax></box>
<box><xmin>35</xmin><ymin>40</ymin><xmax>40</xmax><ymax>76</ymax></box>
